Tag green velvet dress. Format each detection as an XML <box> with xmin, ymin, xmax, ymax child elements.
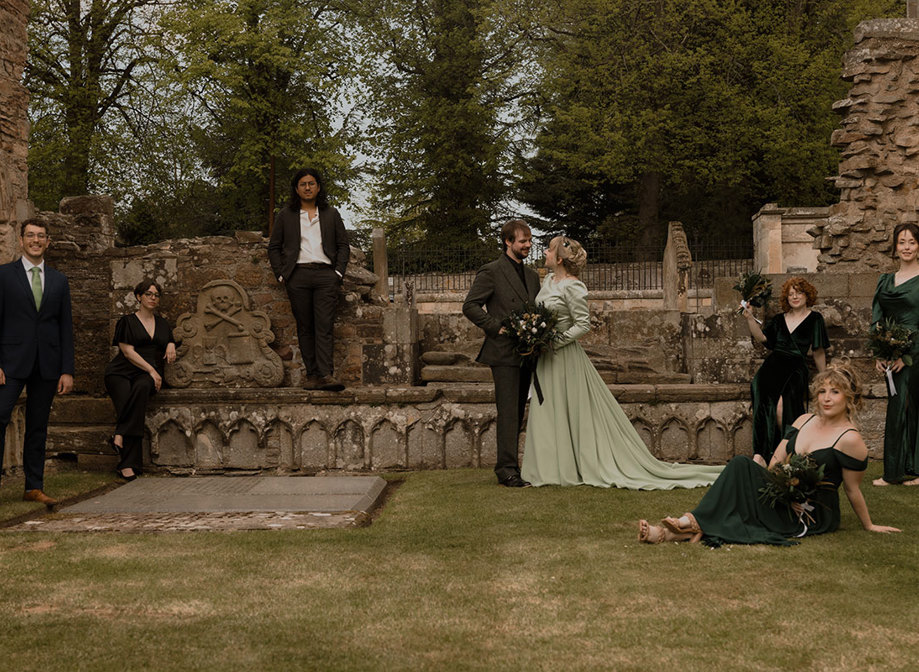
<box><xmin>750</xmin><ymin>312</ymin><xmax>829</xmax><ymax>463</ymax></box>
<box><xmin>521</xmin><ymin>274</ymin><xmax>723</xmax><ymax>490</ymax></box>
<box><xmin>872</xmin><ymin>273</ymin><xmax>919</xmax><ymax>483</ymax></box>
<box><xmin>692</xmin><ymin>418</ymin><xmax>867</xmax><ymax>546</ymax></box>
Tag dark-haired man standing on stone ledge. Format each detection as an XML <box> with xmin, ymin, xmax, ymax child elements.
<box><xmin>463</xmin><ymin>219</ymin><xmax>539</xmax><ymax>487</ymax></box>
<box><xmin>0</xmin><ymin>219</ymin><xmax>74</xmax><ymax>507</ymax></box>
<box><xmin>269</xmin><ymin>168</ymin><xmax>349</xmax><ymax>391</ymax></box>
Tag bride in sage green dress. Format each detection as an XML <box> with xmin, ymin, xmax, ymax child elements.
<box><xmin>872</xmin><ymin>222</ymin><xmax>919</xmax><ymax>486</ymax></box>
<box><xmin>639</xmin><ymin>363</ymin><xmax>900</xmax><ymax>546</ymax></box>
<box><xmin>520</xmin><ymin>236</ymin><xmax>723</xmax><ymax>490</ymax></box>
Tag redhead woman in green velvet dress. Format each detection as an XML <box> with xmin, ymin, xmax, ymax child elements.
<box><xmin>638</xmin><ymin>364</ymin><xmax>900</xmax><ymax>546</ymax></box>
<box><xmin>743</xmin><ymin>277</ymin><xmax>828</xmax><ymax>465</ymax></box>
<box><xmin>872</xmin><ymin>222</ymin><xmax>919</xmax><ymax>486</ymax></box>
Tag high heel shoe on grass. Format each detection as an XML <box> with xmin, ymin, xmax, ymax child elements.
<box><xmin>660</xmin><ymin>512</ymin><xmax>703</xmax><ymax>543</ymax></box>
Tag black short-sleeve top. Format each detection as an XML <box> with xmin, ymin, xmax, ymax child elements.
<box><xmin>104</xmin><ymin>314</ymin><xmax>175</xmax><ymax>377</ymax></box>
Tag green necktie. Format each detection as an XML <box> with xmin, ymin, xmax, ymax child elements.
<box><xmin>30</xmin><ymin>266</ymin><xmax>42</xmax><ymax>309</ymax></box>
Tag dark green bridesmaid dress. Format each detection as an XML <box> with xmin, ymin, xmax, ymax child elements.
<box><xmin>691</xmin><ymin>417</ymin><xmax>867</xmax><ymax>547</ymax></box>
<box><xmin>750</xmin><ymin>312</ymin><xmax>829</xmax><ymax>462</ymax></box>
<box><xmin>872</xmin><ymin>273</ymin><xmax>919</xmax><ymax>483</ymax></box>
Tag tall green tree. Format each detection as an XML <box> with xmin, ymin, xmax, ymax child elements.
<box><xmin>358</xmin><ymin>0</ymin><xmax>539</xmax><ymax>246</ymax></box>
<box><xmin>157</xmin><ymin>0</ymin><xmax>361</xmax><ymax>233</ymax></box>
<box><xmin>518</xmin><ymin>0</ymin><xmax>902</xmax><ymax>246</ymax></box>
<box><xmin>26</xmin><ymin>0</ymin><xmax>159</xmax><ymax>208</ymax></box>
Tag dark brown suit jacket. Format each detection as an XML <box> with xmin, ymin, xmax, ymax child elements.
<box><xmin>462</xmin><ymin>255</ymin><xmax>540</xmax><ymax>367</ymax></box>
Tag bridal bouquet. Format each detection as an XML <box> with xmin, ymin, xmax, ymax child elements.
<box><xmin>759</xmin><ymin>453</ymin><xmax>829</xmax><ymax>534</ymax></box>
<box><xmin>734</xmin><ymin>270</ymin><xmax>772</xmax><ymax>315</ymax></box>
<box><xmin>868</xmin><ymin>318</ymin><xmax>917</xmax><ymax>395</ymax></box>
<box><xmin>502</xmin><ymin>302</ymin><xmax>559</xmax><ymax>368</ymax></box>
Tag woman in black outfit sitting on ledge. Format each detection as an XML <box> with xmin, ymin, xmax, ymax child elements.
<box><xmin>104</xmin><ymin>279</ymin><xmax>176</xmax><ymax>480</ymax></box>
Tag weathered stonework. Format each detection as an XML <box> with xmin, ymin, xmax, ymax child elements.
<box><xmin>812</xmin><ymin>19</ymin><xmax>919</xmax><ymax>272</ymax></box>
<box><xmin>167</xmin><ymin>279</ymin><xmax>284</xmax><ymax>387</ymax></box>
<box><xmin>42</xmin><ymin>382</ymin><xmax>891</xmax><ymax>473</ymax></box>
<box><xmin>0</xmin><ymin>0</ymin><xmax>30</xmax><ymax>262</ymax></box>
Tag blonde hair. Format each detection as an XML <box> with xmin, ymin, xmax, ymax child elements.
<box><xmin>810</xmin><ymin>360</ymin><xmax>862</xmax><ymax>424</ymax></box>
<box><xmin>550</xmin><ymin>236</ymin><xmax>587</xmax><ymax>276</ymax></box>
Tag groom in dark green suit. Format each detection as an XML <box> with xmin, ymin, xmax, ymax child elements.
<box><xmin>463</xmin><ymin>220</ymin><xmax>540</xmax><ymax>487</ymax></box>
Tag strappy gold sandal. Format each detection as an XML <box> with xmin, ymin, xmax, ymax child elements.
<box><xmin>660</xmin><ymin>513</ymin><xmax>703</xmax><ymax>543</ymax></box>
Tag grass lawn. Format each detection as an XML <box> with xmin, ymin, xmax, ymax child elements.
<box><xmin>0</xmin><ymin>463</ymin><xmax>916</xmax><ymax>671</ymax></box>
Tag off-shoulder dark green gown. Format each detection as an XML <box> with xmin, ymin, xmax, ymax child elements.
<box><xmin>750</xmin><ymin>312</ymin><xmax>829</xmax><ymax>463</ymax></box>
<box><xmin>691</xmin><ymin>417</ymin><xmax>867</xmax><ymax>546</ymax></box>
<box><xmin>872</xmin><ymin>273</ymin><xmax>919</xmax><ymax>483</ymax></box>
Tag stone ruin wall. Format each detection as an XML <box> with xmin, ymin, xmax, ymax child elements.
<box><xmin>814</xmin><ymin>19</ymin><xmax>919</xmax><ymax>271</ymax></box>
<box><xmin>33</xmin><ymin>196</ymin><xmax>403</xmax><ymax>395</ymax></box>
<box><xmin>0</xmin><ymin>0</ymin><xmax>30</xmax><ymax>261</ymax></box>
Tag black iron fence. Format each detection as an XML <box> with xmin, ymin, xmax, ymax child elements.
<box><xmin>379</xmin><ymin>238</ymin><xmax>752</xmax><ymax>296</ymax></box>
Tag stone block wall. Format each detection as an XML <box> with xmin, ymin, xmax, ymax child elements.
<box><xmin>812</xmin><ymin>19</ymin><xmax>919</xmax><ymax>272</ymax></box>
<box><xmin>753</xmin><ymin>204</ymin><xmax>827</xmax><ymax>273</ymax></box>
<box><xmin>0</xmin><ymin>0</ymin><xmax>30</xmax><ymax>263</ymax></box>
<box><xmin>45</xmin><ymin>384</ymin><xmax>753</xmax><ymax>473</ymax></box>
<box><xmin>43</xmin><ymin>381</ymin><xmax>889</xmax><ymax>473</ymax></box>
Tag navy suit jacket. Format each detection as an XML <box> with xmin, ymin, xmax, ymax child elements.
<box><xmin>267</xmin><ymin>205</ymin><xmax>350</xmax><ymax>281</ymax></box>
<box><xmin>0</xmin><ymin>259</ymin><xmax>75</xmax><ymax>380</ymax></box>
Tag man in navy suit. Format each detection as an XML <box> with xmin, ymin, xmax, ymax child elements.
<box><xmin>0</xmin><ymin>219</ymin><xmax>75</xmax><ymax>506</ymax></box>
<box><xmin>268</xmin><ymin>168</ymin><xmax>349</xmax><ymax>391</ymax></box>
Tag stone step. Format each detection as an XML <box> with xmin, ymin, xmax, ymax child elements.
<box><xmin>47</xmin><ymin>425</ymin><xmax>114</xmax><ymax>455</ymax></box>
<box><xmin>421</xmin><ymin>365</ymin><xmax>492</xmax><ymax>383</ymax></box>
<box><xmin>420</xmin><ymin>364</ymin><xmax>692</xmax><ymax>385</ymax></box>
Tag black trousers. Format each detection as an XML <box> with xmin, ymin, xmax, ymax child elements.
<box><xmin>491</xmin><ymin>364</ymin><xmax>532</xmax><ymax>481</ymax></box>
<box><xmin>105</xmin><ymin>372</ymin><xmax>155</xmax><ymax>472</ymax></box>
<box><xmin>0</xmin><ymin>360</ymin><xmax>59</xmax><ymax>491</ymax></box>
<box><xmin>285</xmin><ymin>266</ymin><xmax>341</xmax><ymax>377</ymax></box>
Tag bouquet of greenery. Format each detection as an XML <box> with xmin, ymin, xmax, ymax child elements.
<box><xmin>868</xmin><ymin>318</ymin><xmax>917</xmax><ymax>396</ymax></box>
<box><xmin>759</xmin><ymin>453</ymin><xmax>829</xmax><ymax>534</ymax></box>
<box><xmin>734</xmin><ymin>270</ymin><xmax>772</xmax><ymax>315</ymax></box>
<box><xmin>502</xmin><ymin>302</ymin><xmax>559</xmax><ymax>367</ymax></box>
<box><xmin>502</xmin><ymin>302</ymin><xmax>559</xmax><ymax>403</ymax></box>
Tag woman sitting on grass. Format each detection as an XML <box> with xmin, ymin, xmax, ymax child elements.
<box><xmin>638</xmin><ymin>363</ymin><xmax>901</xmax><ymax>546</ymax></box>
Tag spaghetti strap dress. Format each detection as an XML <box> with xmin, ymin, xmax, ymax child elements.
<box><xmin>691</xmin><ymin>416</ymin><xmax>867</xmax><ymax>546</ymax></box>
<box><xmin>750</xmin><ymin>311</ymin><xmax>829</xmax><ymax>463</ymax></box>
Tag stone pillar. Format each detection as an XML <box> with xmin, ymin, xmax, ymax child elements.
<box><xmin>662</xmin><ymin>221</ymin><xmax>691</xmax><ymax>312</ymax></box>
<box><xmin>752</xmin><ymin>204</ymin><xmax>784</xmax><ymax>273</ymax></box>
<box><xmin>810</xmin><ymin>19</ymin><xmax>919</xmax><ymax>272</ymax></box>
<box><xmin>372</xmin><ymin>227</ymin><xmax>388</xmax><ymax>299</ymax></box>
<box><xmin>0</xmin><ymin>0</ymin><xmax>31</xmax><ymax>263</ymax></box>
<box><xmin>909</xmin><ymin>1</ymin><xmax>919</xmax><ymax>20</ymax></box>
<box><xmin>42</xmin><ymin>196</ymin><xmax>117</xmax><ymax>394</ymax></box>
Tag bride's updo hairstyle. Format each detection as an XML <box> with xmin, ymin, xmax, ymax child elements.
<box><xmin>550</xmin><ymin>236</ymin><xmax>588</xmax><ymax>277</ymax></box>
<box><xmin>810</xmin><ymin>360</ymin><xmax>862</xmax><ymax>422</ymax></box>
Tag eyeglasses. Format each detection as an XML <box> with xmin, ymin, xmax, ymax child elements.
<box><xmin>142</xmin><ymin>291</ymin><xmax>161</xmax><ymax>299</ymax></box>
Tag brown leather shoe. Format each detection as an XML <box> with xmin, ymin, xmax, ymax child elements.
<box><xmin>23</xmin><ymin>489</ymin><xmax>58</xmax><ymax>507</ymax></box>
<box><xmin>318</xmin><ymin>375</ymin><xmax>345</xmax><ymax>392</ymax></box>
<box><xmin>302</xmin><ymin>375</ymin><xmax>322</xmax><ymax>390</ymax></box>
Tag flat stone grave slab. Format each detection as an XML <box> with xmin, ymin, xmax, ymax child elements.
<box><xmin>5</xmin><ymin>476</ymin><xmax>387</xmax><ymax>533</ymax></box>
